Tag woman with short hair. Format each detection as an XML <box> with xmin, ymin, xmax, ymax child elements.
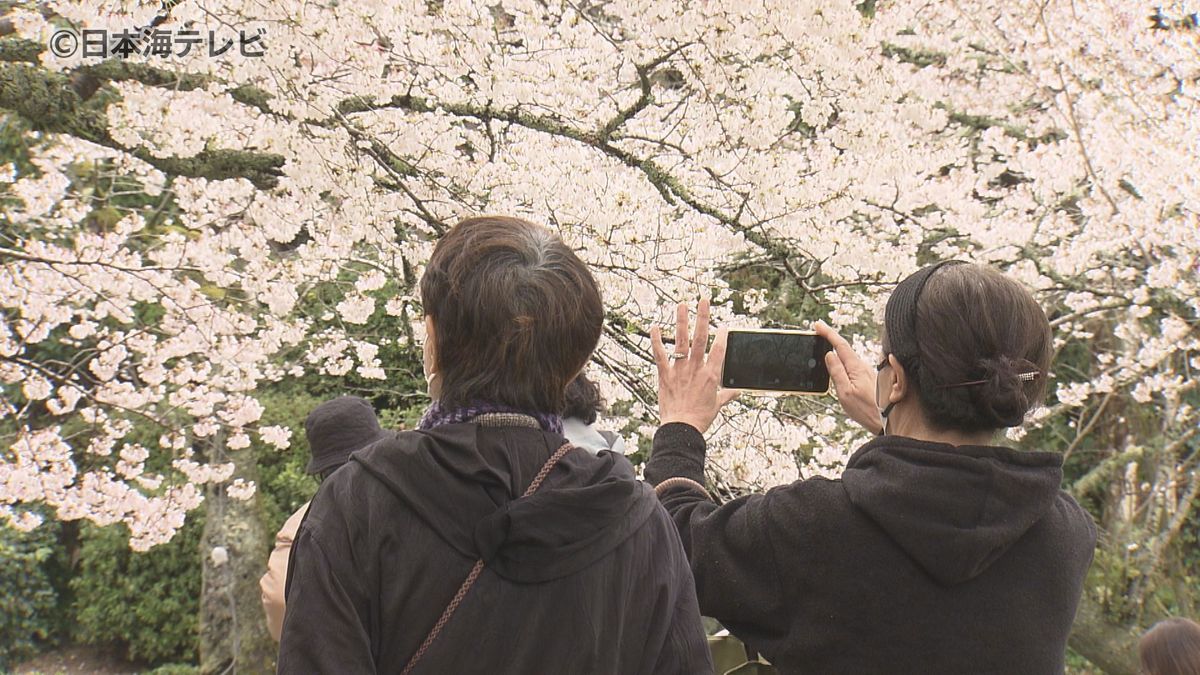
<box><xmin>647</xmin><ymin>261</ymin><xmax>1097</xmax><ymax>674</ymax></box>
<box><xmin>279</xmin><ymin>216</ymin><xmax>711</xmax><ymax>674</ymax></box>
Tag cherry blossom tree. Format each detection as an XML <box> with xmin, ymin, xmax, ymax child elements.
<box><xmin>0</xmin><ymin>0</ymin><xmax>1195</xmax><ymax>671</ymax></box>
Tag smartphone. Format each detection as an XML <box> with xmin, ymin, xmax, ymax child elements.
<box><xmin>721</xmin><ymin>329</ymin><xmax>833</xmax><ymax>395</ymax></box>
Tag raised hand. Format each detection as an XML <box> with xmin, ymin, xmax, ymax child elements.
<box><xmin>815</xmin><ymin>321</ymin><xmax>883</xmax><ymax>435</ymax></box>
<box><xmin>650</xmin><ymin>298</ymin><xmax>741</xmax><ymax>434</ymax></box>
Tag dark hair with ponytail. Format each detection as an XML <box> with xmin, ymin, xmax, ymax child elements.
<box><xmin>885</xmin><ymin>263</ymin><xmax>1052</xmax><ymax>433</ymax></box>
<box><xmin>419</xmin><ymin>216</ymin><xmax>604</xmax><ymax>413</ymax></box>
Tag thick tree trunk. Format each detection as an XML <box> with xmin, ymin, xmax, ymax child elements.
<box><xmin>1068</xmin><ymin>593</ymin><xmax>1141</xmax><ymax>675</ymax></box>
<box><xmin>199</xmin><ymin>438</ymin><xmax>275</xmax><ymax>674</ymax></box>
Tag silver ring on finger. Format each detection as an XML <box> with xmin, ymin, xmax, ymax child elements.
<box><xmin>668</xmin><ymin>352</ymin><xmax>687</xmax><ymax>361</ymax></box>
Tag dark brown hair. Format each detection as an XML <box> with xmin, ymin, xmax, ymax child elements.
<box><xmin>419</xmin><ymin>216</ymin><xmax>603</xmax><ymax>413</ymax></box>
<box><xmin>563</xmin><ymin>371</ymin><xmax>604</xmax><ymax>425</ymax></box>
<box><xmin>1140</xmin><ymin>618</ymin><xmax>1200</xmax><ymax>675</ymax></box>
<box><xmin>886</xmin><ymin>263</ymin><xmax>1052</xmax><ymax>433</ymax></box>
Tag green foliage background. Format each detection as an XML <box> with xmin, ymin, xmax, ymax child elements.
<box><xmin>70</xmin><ymin>517</ymin><xmax>203</xmax><ymax>664</ymax></box>
<box><xmin>0</xmin><ymin>519</ymin><xmax>65</xmax><ymax>671</ymax></box>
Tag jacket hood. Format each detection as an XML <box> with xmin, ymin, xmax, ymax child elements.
<box><xmin>841</xmin><ymin>436</ymin><xmax>1064</xmax><ymax>586</ymax></box>
<box><xmin>349</xmin><ymin>423</ymin><xmax>658</xmax><ymax>583</ymax></box>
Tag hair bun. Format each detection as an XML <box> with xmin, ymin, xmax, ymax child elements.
<box><xmin>972</xmin><ymin>356</ymin><xmax>1037</xmax><ymax>428</ymax></box>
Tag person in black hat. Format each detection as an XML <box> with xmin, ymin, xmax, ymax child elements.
<box><xmin>645</xmin><ymin>262</ymin><xmax>1097</xmax><ymax>674</ymax></box>
<box><xmin>260</xmin><ymin>396</ymin><xmax>387</xmax><ymax>642</ymax></box>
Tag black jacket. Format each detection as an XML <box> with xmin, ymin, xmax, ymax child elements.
<box><xmin>646</xmin><ymin>423</ymin><xmax>1097</xmax><ymax>675</ymax></box>
<box><xmin>278</xmin><ymin>421</ymin><xmax>713</xmax><ymax>674</ymax></box>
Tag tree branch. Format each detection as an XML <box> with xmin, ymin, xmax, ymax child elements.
<box><xmin>77</xmin><ymin>59</ymin><xmax>276</xmax><ymax>115</ymax></box>
<box><xmin>0</xmin><ymin>36</ymin><xmax>40</xmax><ymax>63</ymax></box>
<box><xmin>596</xmin><ymin>44</ymin><xmax>690</xmax><ymax>143</ymax></box>
<box><xmin>0</xmin><ymin>61</ymin><xmax>284</xmax><ymax>188</ymax></box>
<box><xmin>337</xmin><ymin>92</ymin><xmax>806</xmax><ymax>273</ymax></box>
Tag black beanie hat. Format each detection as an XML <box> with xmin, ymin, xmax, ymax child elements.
<box><xmin>304</xmin><ymin>396</ymin><xmax>387</xmax><ymax>475</ymax></box>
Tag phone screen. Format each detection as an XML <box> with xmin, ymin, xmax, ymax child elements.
<box><xmin>721</xmin><ymin>330</ymin><xmax>833</xmax><ymax>394</ymax></box>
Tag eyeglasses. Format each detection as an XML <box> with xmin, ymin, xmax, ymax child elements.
<box><xmin>876</xmin><ymin>355</ymin><xmax>890</xmax><ymax>372</ymax></box>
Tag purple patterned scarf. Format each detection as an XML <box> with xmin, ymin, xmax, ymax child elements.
<box><xmin>418</xmin><ymin>399</ymin><xmax>563</xmax><ymax>435</ymax></box>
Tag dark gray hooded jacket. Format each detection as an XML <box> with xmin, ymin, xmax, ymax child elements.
<box><xmin>647</xmin><ymin>424</ymin><xmax>1096</xmax><ymax>675</ymax></box>
<box><xmin>278</xmin><ymin>422</ymin><xmax>712</xmax><ymax>674</ymax></box>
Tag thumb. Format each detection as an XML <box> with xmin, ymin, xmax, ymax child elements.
<box><xmin>718</xmin><ymin>388</ymin><xmax>742</xmax><ymax>406</ymax></box>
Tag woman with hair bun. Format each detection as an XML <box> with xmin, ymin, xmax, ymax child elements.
<box><xmin>647</xmin><ymin>261</ymin><xmax>1097</xmax><ymax>674</ymax></box>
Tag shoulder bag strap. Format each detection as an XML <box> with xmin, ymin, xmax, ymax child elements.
<box><xmin>399</xmin><ymin>441</ymin><xmax>574</xmax><ymax>675</ymax></box>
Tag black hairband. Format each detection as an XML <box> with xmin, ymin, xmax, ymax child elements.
<box><xmin>883</xmin><ymin>260</ymin><xmax>967</xmax><ymax>361</ymax></box>
<box><xmin>883</xmin><ymin>260</ymin><xmax>1041</xmax><ymax>389</ymax></box>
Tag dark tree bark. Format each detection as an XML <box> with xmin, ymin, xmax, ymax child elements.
<box><xmin>198</xmin><ymin>437</ymin><xmax>274</xmax><ymax>675</ymax></box>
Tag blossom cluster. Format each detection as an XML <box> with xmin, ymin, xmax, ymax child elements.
<box><xmin>1</xmin><ymin>0</ymin><xmax>1195</xmax><ymax>545</ymax></box>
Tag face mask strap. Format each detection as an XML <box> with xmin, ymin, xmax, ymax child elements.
<box><xmin>876</xmin><ymin>356</ymin><xmax>896</xmax><ymax>436</ymax></box>
<box><xmin>878</xmin><ymin>401</ymin><xmax>897</xmax><ymax>436</ymax></box>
